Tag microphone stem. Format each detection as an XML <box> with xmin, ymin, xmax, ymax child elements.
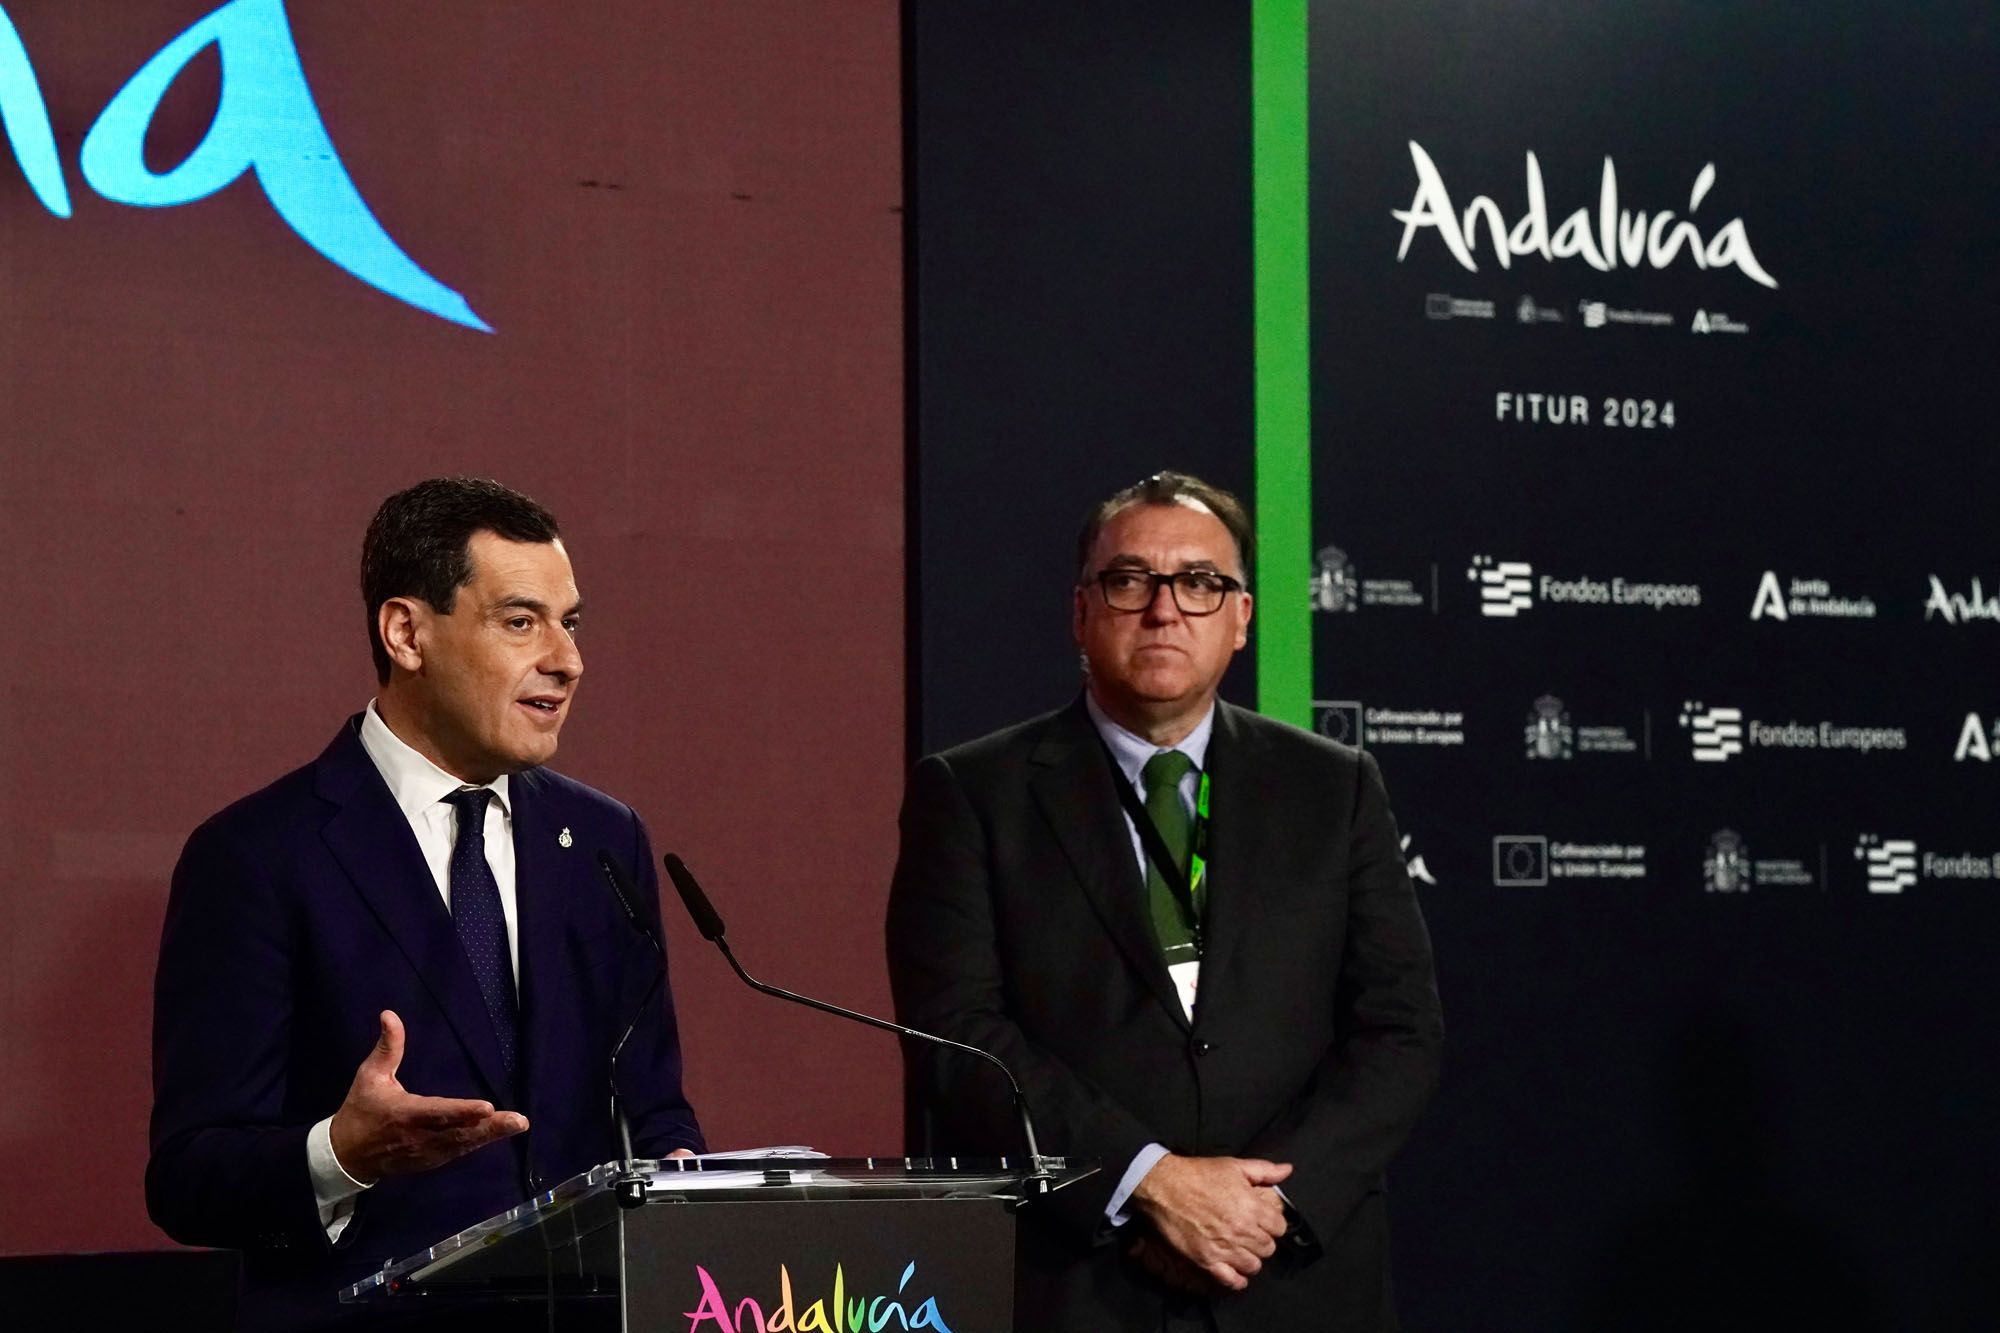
<box><xmin>616</xmin><ymin>1102</ymin><xmax>637</xmax><ymax>1164</ymax></box>
<box><xmin>712</xmin><ymin>937</ymin><xmax>1054</xmax><ymax>1193</ymax></box>
<box><xmin>609</xmin><ymin>957</ymin><xmax>665</xmax><ymax>1207</ymax></box>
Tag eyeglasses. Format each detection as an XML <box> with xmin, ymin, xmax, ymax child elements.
<box><xmin>1088</xmin><ymin>568</ymin><xmax>1245</xmax><ymax>616</ymax></box>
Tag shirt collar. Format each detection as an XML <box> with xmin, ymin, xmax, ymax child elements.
<box><xmin>360</xmin><ymin>699</ymin><xmax>511</xmax><ymax>824</ymax></box>
<box><xmin>1083</xmin><ymin>692</ymin><xmax>1215</xmax><ymax>788</ymax></box>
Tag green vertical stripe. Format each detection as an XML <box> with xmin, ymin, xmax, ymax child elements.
<box><xmin>1252</xmin><ymin>0</ymin><xmax>1312</xmax><ymax>726</ymax></box>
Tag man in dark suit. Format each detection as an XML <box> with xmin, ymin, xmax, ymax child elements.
<box><xmin>149</xmin><ymin>478</ymin><xmax>704</xmax><ymax>1329</ymax></box>
<box><xmin>887</xmin><ymin>472</ymin><xmax>1443</xmax><ymax>1331</ymax></box>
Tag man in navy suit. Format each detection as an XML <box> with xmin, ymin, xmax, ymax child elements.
<box><xmin>148</xmin><ymin>478</ymin><xmax>704</xmax><ymax>1329</ymax></box>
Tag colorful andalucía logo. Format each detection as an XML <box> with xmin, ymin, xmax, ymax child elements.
<box><xmin>685</xmin><ymin>1261</ymin><xmax>957</xmax><ymax>1333</ymax></box>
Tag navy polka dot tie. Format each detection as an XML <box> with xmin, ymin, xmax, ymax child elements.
<box><xmin>443</xmin><ymin>787</ymin><xmax>519</xmax><ymax>1079</ymax></box>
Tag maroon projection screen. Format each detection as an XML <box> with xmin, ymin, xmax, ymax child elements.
<box><xmin>0</xmin><ymin>0</ymin><xmax>903</xmax><ymax>1252</ymax></box>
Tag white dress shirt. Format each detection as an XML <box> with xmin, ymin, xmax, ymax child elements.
<box><xmin>306</xmin><ymin>701</ymin><xmax>519</xmax><ymax>1240</ymax></box>
<box><xmin>1082</xmin><ymin>693</ymin><xmax>1214</xmax><ymax>1228</ymax></box>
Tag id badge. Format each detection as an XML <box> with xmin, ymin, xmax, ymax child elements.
<box><xmin>1168</xmin><ymin>960</ymin><xmax>1201</xmax><ymax>1022</ymax></box>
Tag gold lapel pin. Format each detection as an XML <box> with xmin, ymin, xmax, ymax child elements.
<box><xmin>558</xmin><ymin>827</ymin><xmax>573</xmax><ymax>848</ymax></box>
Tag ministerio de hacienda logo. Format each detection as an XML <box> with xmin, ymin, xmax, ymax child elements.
<box><xmin>1525</xmin><ymin>695</ymin><xmax>1643</xmax><ymax>760</ymax></box>
<box><xmin>683</xmin><ymin>1260</ymin><xmax>958</xmax><ymax>1333</ymax></box>
<box><xmin>1702</xmin><ymin>829</ymin><xmax>1815</xmax><ymax>893</ymax></box>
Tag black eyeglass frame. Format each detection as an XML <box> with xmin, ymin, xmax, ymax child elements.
<box><xmin>1085</xmin><ymin>568</ymin><xmax>1247</xmax><ymax>616</ymax></box>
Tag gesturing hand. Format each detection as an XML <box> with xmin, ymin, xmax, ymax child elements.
<box><xmin>1131</xmin><ymin>1153</ymin><xmax>1291</xmax><ymax>1291</ymax></box>
<box><xmin>328</xmin><ymin>1011</ymin><xmax>528</xmax><ymax>1184</ymax></box>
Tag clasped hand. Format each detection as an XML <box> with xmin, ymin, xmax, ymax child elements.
<box><xmin>1130</xmin><ymin>1153</ymin><xmax>1292</xmax><ymax>1292</ymax></box>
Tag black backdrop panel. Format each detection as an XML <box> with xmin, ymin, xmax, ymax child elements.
<box><xmin>910</xmin><ymin>0</ymin><xmax>1255</xmax><ymax>752</ymax></box>
<box><xmin>913</xmin><ymin>3</ymin><xmax>1996</xmax><ymax>1328</ymax></box>
<box><xmin>1310</xmin><ymin>3</ymin><xmax>1996</xmax><ymax>1328</ymax></box>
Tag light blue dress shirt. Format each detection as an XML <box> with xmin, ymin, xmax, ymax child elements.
<box><xmin>1082</xmin><ymin>693</ymin><xmax>1214</xmax><ymax>1227</ymax></box>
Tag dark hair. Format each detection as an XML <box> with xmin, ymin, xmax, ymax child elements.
<box><xmin>1075</xmin><ymin>471</ymin><xmax>1254</xmax><ymax>583</ymax></box>
<box><xmin>361</xmin><ymin>477</ymin><xmax>561</xmax><ymax>683</ymax></box>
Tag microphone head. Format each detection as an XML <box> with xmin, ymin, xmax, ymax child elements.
<box><xmin>595</xmin><ymin>850</ymin><xmax>665</xmax><ymax>956</ymax></box>
<box><xmin>663</xmin><ymin>853</ymin><xmax>728</xmax><ymax>942</ymax></box>
<box><xmin>595</xmin><ymin>850</ymin><xmax>643</xmax><ymax>922</ymax></box>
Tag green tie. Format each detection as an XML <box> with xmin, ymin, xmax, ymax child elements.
<box><xmin>1141</xmin><ymin>750</ymin><xmax>1199</xmax><ymax>965</ymax></box>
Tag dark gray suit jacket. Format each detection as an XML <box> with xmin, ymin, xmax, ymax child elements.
<box><xmin>886</xmin><ymin>698</ymin><xmax>1443</xmax><ymax>1331</ymax></box>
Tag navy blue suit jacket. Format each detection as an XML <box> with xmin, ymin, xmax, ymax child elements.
<box><xmin>148</xmin><ymin>718</ymin><xmax>703</xmax><ymax>1328</ymax></box>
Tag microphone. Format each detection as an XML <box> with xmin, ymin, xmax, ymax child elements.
<box><xmin>597</xmin><ymin>850</ymin><xmax>668</xmax><ymax>1208</ymax></box>
<box><xmin>661</xmin><ymin>853</ymin><xmax>1055</xmax><ymax>1195</ymax></box>
<box><xmin>664</xmin><ymin>853</ymin><xmax>725</xmax><ymax>942</ymax></box>
<box><xmin>600</xmin><ymin>848</ymin><xmax>668</xmax><ymax>950</ymax></box>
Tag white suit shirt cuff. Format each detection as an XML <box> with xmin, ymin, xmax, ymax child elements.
<box><xmin>307</xmin><ymin>1116</ymin><xmax>371</xmax><ymax>1242</ymax></box>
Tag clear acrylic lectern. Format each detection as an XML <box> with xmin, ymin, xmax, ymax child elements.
<box><xmin>340</xmin><ymin>1155</ymin><xmax>1094</xmax><ymax>1330</ymax></box>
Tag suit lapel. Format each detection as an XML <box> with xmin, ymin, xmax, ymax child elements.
<box><xmin>1030</xmin><ymin>701</ymin><xmax>1192</xmax><ymax>1032</ymax></box>
<box><xmin>508</xmin><ymin>769</ymin><xmax>573</xmax><ymax>1116</ymax></box>
<box><xmin>313</xmin><ymin>722</ymin><xmax>516</xmax><ymax>1102</ymax></box>
<box><xmin>1191</xmin><ymin>702</ymin><xmax>1278</xmax><ymax>1022</ymax></box>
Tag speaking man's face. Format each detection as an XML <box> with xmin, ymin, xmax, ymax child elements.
<box><xmin>403</xmin><ymin>530</ymin><xmax>584</xmax><ymax>782</ymax></box>
<box><xmin>1072</xmin><ymin>499</ymin><xmax>1251</xmax><ymax>728</ymax></box>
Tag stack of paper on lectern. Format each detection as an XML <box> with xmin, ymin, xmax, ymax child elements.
<box><xmin>647</xmin><ymin>1145</ymin><xmax>829</xmax><ymax>1190</ymax></box>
